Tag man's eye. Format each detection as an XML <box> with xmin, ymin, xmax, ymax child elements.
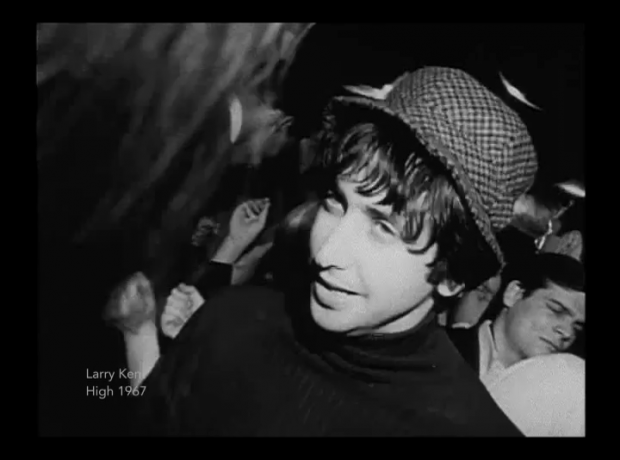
<box><xmin>373</xmin><ymin>219</ymin><xmax>397</xmax><ymax>237</ymax></box>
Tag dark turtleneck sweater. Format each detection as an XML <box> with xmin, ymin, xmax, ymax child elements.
<box><xmin>134</xmin><ymin>285</ymin><xmax>522</xmax><ymax>436</ymax></box>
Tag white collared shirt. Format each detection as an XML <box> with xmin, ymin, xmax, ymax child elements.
<box><xmin>477</xmin><ymin>320</ymin><xmax>508</xmax><ymax>388</ymax></box>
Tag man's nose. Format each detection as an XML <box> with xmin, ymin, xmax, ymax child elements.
<box><xmin>554</xmin><ymin>322</ymin><xmax>574</xmax><ymax>343</ymax></box>
<box><xmin>315</xmin><ymin>211</ymin><xmax>363</xmax><ymax>268</ymax></box>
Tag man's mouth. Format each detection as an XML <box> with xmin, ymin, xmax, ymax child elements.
<box><xmin>315</xmin><ymin>275</ymin><xmax>359</xmax><ymax>296</ymax></box>
<box><xmin>541</xmin><ymin>338</ymin><xmax>560</xmax><ymax>352</ymax></box>
<box><xmin>310</xmin><ymin>261</ymin><xmax>361</xmax><ymax>296</ymax></box>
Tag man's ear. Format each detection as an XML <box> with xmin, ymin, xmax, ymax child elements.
<box><xmin>437</xmin><ymin>279</ymin><xmax>465</xmax><ymax>298</ymax></box>
<box><xmin>503</xmin><ymin>280</ymin><xmax>524</xmax><ymax>308</ymax></box>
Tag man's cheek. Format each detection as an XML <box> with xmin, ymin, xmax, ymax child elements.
<box><xmin>521</xmin><ymin>331</ymin><xmax>548</xmax><ymax>357</ymax></box>
<box><xmin>309</xmin><ymin>225</ymin><xmax>322</xmax><ymax>256</ymax></box>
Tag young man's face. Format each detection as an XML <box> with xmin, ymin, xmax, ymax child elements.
<box><xmin>308</xmin><ymin>172</ymin><xmax>457</xmax><ymax>336</ymax></box>
<box><xmin>501</xmin><ymin>281</ymin><xmax>585</xmax><ymax>359</ymax></box>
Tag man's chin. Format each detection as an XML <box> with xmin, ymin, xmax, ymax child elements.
<box><xmin>309</xmin><ymin>297</ymin><xmax>352</xmax><ymax>334</ymax></box>
<box><xmin>525</xmin><ymin>346</ymin><xmax>555</xmax><ymax>361</ymax></box>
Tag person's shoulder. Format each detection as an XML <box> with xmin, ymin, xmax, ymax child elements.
<box><xmin>204</xmin><ymin>285</ymin><xmax>288</xmax><ymax>329</ymax></box>
<box><xmin>154</xmin><ymin>286</ymin><xmax>288</xmax><ymax>381</ymax></box>
<box><xmin>445</xmin><ymin>324</ymin><xmax>477</xmax><ymax>341</ymax></box>
<box><xmin>444</xmin><ymin>325</ymin><xmax>479</xmax><ymax>359</ymax></box>
<box><xmin>486</xmin><ymin>353</ymin><xmax>584</xmax><ymax>437</ymax></box>
<box><xmin>170</xmin><ymin>285</ymin><xmax>285</xmax><ymax>345</ymax></box>
<box><xmin>430</xmin><ymin>328</ymin><xmax>521</xmax><ymax>436</ymax></box>
<box><xmin>434</xmin><ymin>326</ymin><xmax>480</xmax><ymax>377</ymax></box>
<box><xmin>208</xmin><ymin>285</ymin><xmax>286</xmax><ymax>313</ymax></box>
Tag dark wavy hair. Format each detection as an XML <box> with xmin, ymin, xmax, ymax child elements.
<box><xmin>37</xmin><ymin>23</ymin><xmax>312</xmax><ymax>289</ymax></box>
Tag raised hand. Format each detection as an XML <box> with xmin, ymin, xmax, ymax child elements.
<box><xmin>104</xmin><ymin>272</ymin><xmax>157</xmax><ymax>334</ymax></box>
<box><xmin>161</xmin><ymin>284</ymin><xmax>205</xmax><ymax>339</ymax></box>
<box><xmin>227</xmin><ymin>198</ymin><xmax>271</xmax><ymax>250</ymax></box>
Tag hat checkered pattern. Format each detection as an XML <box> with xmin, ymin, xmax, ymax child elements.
<box><xmin>328</xmin><ymin>67</ymin><xmax>538</xmax><ymax>266</ymax></box>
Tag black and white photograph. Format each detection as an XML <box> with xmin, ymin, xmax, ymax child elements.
<box><xmin>38</xmin><ymin>23</ymin><xmax>585</xmax><ymax>437</ymax></box>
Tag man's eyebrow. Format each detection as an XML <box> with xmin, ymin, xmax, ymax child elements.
<box><xmin>331</xmin><ymin>181</ymin><xmax>401</xmax><ymax>226</ymax></box>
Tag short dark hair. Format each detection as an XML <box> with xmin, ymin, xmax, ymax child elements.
<box><xmin>512</xmin><ymin>253</ymin><xmax>585</xmax><ymax>295</ymax></box>
<box><xmin>481</xmin><ymin>253</ymin><xmax>585</xmax><ymax>323</ymax></box>
<box><xmin>310</xmin><ymin>105</ymin><xmax>497</xmax><ymax>289</ymax></box>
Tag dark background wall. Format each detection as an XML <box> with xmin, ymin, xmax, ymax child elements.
<box><xmin>283</xmin><ymin>23</ymin><xmax>584</xmax><ymax>186</ymax></box>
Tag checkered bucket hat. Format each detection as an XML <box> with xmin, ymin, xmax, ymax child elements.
<box><xmin>324</xmin><ymin>67</ymin><xmax>538</xmax><ymax>266</ymax></box>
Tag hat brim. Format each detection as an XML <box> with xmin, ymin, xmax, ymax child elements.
<box><xmin>326</xmin><ymin>95</ymin><xmax>505</xmax><ymax>268</ymax></box>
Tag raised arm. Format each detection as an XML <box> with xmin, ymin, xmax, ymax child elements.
<box><xmin>104</xmin><ymin>272</ymin><xmax>159</xmax><ymax>388</ymax></box>
<box><xmin>160</xmin><ymin>198</ymin><xmax>272</xmax><ymax>339</ymax></box>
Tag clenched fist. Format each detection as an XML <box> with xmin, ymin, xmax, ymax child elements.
<box><xmin>161</xmin><ymin>283</ymin><xmax>205</xmax><ymax>339</ymax></box>
<box><xmin>104</xmin><ymin>272</ymin><xmax>156</xmax><ymax>334</ymax></box>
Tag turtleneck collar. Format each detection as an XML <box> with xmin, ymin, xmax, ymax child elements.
<box><xmin>287</xmin><ymin>295</ymin><xmax>441</xmax><ymax>384</ymax></box>
<box><xmin>329</xmin><ymin>310</ymin><xmax>437</xmax><ymax>355</ymax></box>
